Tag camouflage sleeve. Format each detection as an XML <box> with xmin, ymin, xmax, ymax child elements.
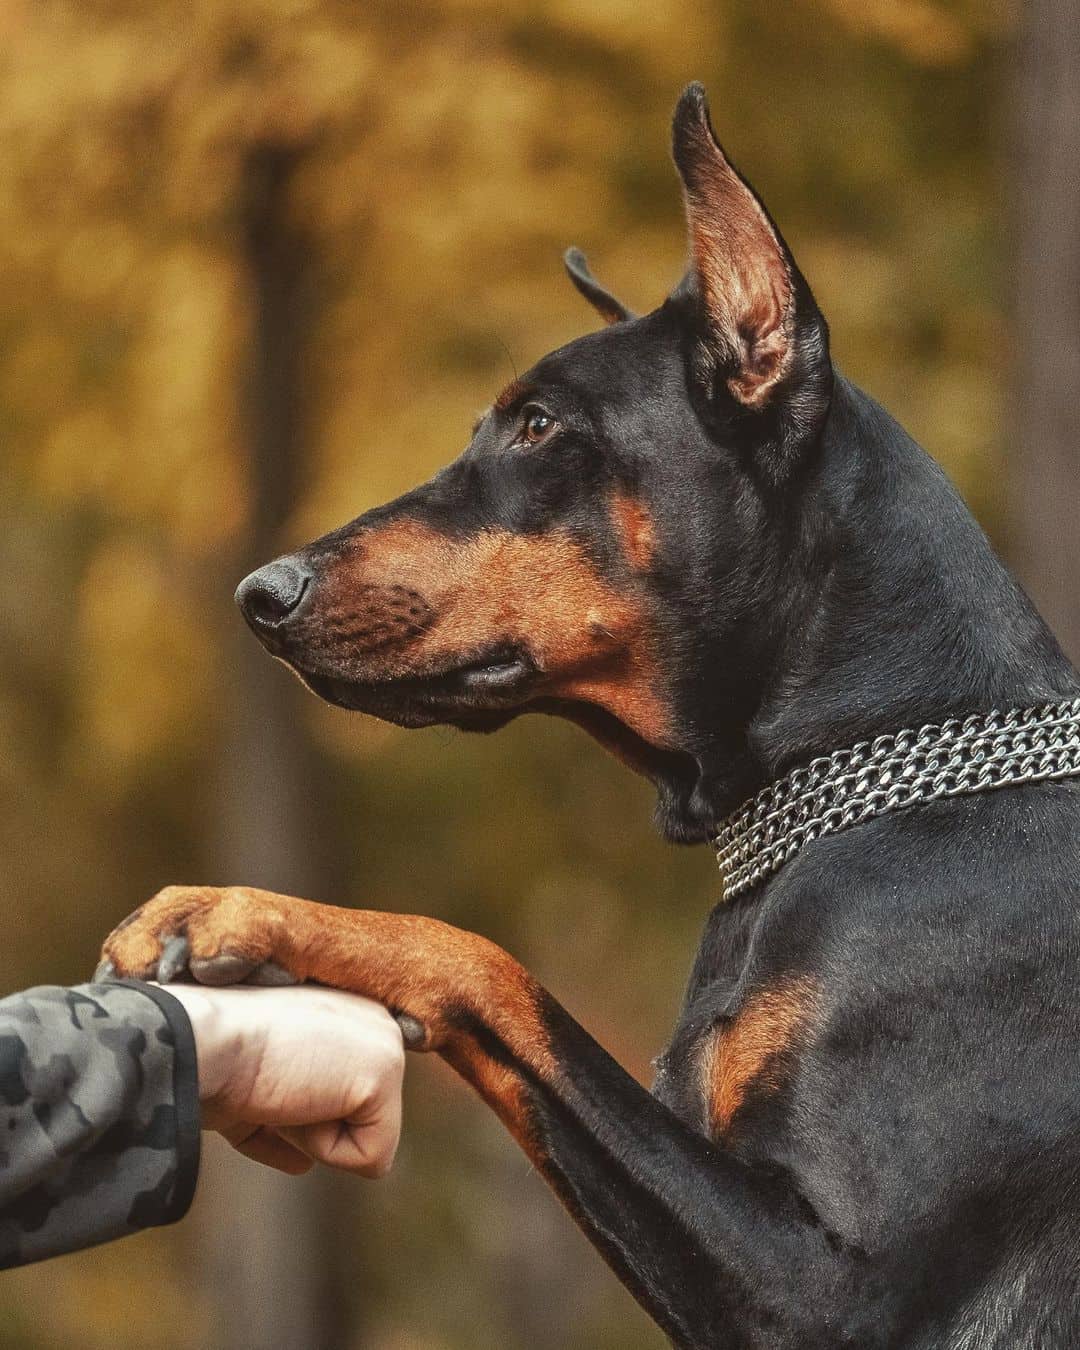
<box><xmin>0</xmin><ymin>981</ymin><xmax>200</xmax><ymax>1267</ymax></box>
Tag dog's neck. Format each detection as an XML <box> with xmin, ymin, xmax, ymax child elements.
<box><xmin>665</xmin><ymin>376</ymin><xmax>1080</xmax><ymax>841</ymax></box>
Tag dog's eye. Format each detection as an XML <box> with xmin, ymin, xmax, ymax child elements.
<box><xmin>521</xmin><ymin>408</ymin><xmax>557</xmax><ymax>444</ymax></box>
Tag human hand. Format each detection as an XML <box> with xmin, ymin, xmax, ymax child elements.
<box><xmin>162</xmin><ymin>984</ymin><xmax>405</xmax><ymax>1177</ymax></box>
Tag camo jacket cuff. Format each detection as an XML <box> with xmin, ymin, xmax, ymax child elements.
<box><xmin>0</xmin><ymin>981</ymin><xmax>200</xmax><ymax>1267</ymax></box>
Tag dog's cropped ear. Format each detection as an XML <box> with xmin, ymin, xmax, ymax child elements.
<box><xmin>564</xmin><ymin>248</ymin><xmax>635</xmax><ymax>325</ymax></box>
<box><xmin>671</xmin><ymin>84</ymin><xmax>830</xmax><ymax>457</ymax></box>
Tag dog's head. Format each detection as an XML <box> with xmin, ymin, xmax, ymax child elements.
<box><xmin>236</xmin><ymin>85</ymin><xmax>833</xmax><ymax>841</ymax></box>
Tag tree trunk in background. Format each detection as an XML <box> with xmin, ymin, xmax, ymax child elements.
<box><xmin>196</xmin><ymin>143</ymin><xmax>355</xmax><ymax>1350</ymax></box>
<box><xmin>1011</xmin><ymin>0</ymin><xmax>1080</xmax><ymax>664</ymax></box>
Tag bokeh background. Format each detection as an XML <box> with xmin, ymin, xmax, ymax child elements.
<box><xmin>2</xmin><ymin>0</ymin><xmax>1078</xmax><ymax>1346</ymax></box>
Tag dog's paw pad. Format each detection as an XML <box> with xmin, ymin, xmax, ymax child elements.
<box><xmin>244</xmin><ymin>961</ymin><xmax>300</xmax><ymax>987</ymax></box>
<box><xmin>189</xmin><ymin>952</ymin><xmax>259</xmax><ymax>986</ymax></box>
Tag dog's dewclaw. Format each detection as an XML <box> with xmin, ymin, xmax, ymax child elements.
<box><xmin>395</xmin><ymin>1013</ymin><xmax>427</xmax><ymax>1050</ymax></box>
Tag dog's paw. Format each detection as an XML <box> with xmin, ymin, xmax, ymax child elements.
<box><xmin>96</xmin><ymin>885</ymin><xmax>301</xmax><ymax>988</ymax></box>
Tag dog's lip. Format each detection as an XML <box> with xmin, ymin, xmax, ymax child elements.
<box><xmin>283</xmin><ymin>646</ymin><xmax>538</xmax><ymax>718</ymax></box>
<box><xmin>451</xmin><ymin>652</ymin><xmax>533</xmax><ymax>691</ymax></box>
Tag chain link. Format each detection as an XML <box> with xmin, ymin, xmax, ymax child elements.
<box><xmin>714</xmin><ymin>698</ymin><xmax>1080</xmax><ymax>902</ymax></box>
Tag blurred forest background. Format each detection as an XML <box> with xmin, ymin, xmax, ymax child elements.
<box><xmin>2</xmin><ymin>0</ymin><xmax>1078</xmax><ymax>1346</ymax></box>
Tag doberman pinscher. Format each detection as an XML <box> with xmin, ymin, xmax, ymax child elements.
<box><xmin>99</xmin><ymin>85</ymin><xmax>1080</xmax><ymax>1347</ymax></box>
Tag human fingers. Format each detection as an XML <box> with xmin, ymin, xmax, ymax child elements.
<box><xmin>277</xmin><ymin>1093</ymin><xmax>402</xmax><ymax>1178</ymax></box>
<box><xmin>229</xmin><ymin>1125</ymin><xmax>315</xmax><ymax>1175</ymax></box>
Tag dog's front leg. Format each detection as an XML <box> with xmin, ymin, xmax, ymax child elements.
<box><xmin>99</xmin><ymin>885</ymin><xmax>846</xmax><ymax>1349</ymax></box>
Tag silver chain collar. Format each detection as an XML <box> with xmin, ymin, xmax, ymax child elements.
<box><xmin>714</xmin><ymin>697</ymin><xmax>1080</xmax><ymax>903</ymax></box>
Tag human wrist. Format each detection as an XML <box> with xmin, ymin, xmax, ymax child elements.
<box><xmin>159</xmin><ymin>984</ymin><xmax>247</xmax><ymax>1119</ymax></box>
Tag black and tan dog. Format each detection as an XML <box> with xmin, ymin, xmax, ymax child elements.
<box><xmin>100</xmin><ymin>86</ymin><xmax>1080</xmax><ymax>1347</ymax></box>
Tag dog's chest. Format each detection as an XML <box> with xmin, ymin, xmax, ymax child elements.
<box><xmin>651</xmin><ymin>898</ymin><xmax>819</xmax><ymax>1139</ymax></box>
<box><xmin>654</xmin><ymin>974</ymin><xmax>818</xmax><ymax>1141</ymax></box>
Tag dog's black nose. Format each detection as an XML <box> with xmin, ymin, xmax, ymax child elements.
<box><xmin>235</xmin><ymin>559</ymin><xmax>311</xmax><ymax>628</ymax></box>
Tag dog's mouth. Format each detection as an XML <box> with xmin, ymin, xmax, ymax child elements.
<box><xmin>286</xmin><ymin>645</ymin><xmax>539</xmax><ymax>731</ymax></box>
<box><xmin>285</xmin><ymin>645</ymin><xmax>692</xmax><ymax>789</ymax></box>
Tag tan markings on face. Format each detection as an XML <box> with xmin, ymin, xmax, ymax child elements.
<box><xmin>609</xmin><ymin>491</ymin><xmax>656</xmax><ymax>571</ymax></box>
<box><xmin>703</xmin><ymin>976</ymin><xmax>819</xmax><ymax>1134</ymax></box>
<box><xmin>312</xmin><ymin>520</ymin><xmax>674</xmax><ymax>749</ymax></box>
<box><xmin>494</xmin><ymin>377</ymin><xmax>526</xmax><ymax>412</ymax></box>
